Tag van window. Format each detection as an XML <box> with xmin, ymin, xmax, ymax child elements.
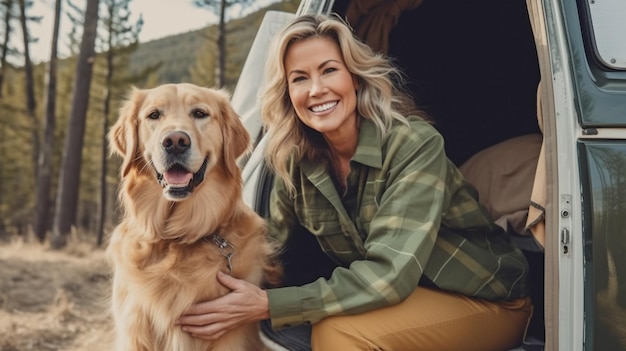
<box><xmin>580</xmin><ymin>141</ymin><xmax>626</xmax><ymax>351</ymax></box>
<box><xmin>586</xmin><ymin>0</ymin><xmax>626</xmax><ymax>70</ymax></box>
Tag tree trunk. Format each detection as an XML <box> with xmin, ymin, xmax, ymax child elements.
<box><xmin>216</xmin><ymin>0</ymin><xmax>226</xmax><ymax>87</ymax></box>
<box><xmin>97</xmin><ymin>88</ymin><xmax>109</xmax><ymax>246</ymax></box>
<box><xmin>0</xmin><ymin>0</ymin><xmax>12</xmax><ymax>220</ymax></box>
<box><xmin>51</xmin><ymin>0</ymin><xmax>100</xmax><ymax>249</ymax></box>
<box><xmin>18</xmin><ymin>0</ymin><xmax>39</xmax><ymax>177</ymax></box>
<box><xmin>97</xmin><ymin>7</ymin><xmax>114</xmax><ymax>247</ymax></box>
<box><xmin>0</xmin><ymin>0</ymin><xmax>13</xmax><ymax>99</ymax></box>
<box><xmin>34</xmin><ymin>0</ymin><xmax>62</xmax><ymax>242</ymax></box>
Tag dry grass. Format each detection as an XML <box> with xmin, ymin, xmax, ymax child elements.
<box><xmin>0</xmin><ymin>235</ymin><xmax>113</xmax><ymax>351</ymax></box>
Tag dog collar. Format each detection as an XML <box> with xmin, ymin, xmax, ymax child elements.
<box><xmin>205</xmin><ymin>233</ymin><xmax>235</xmax><ymax>274</ymax></box>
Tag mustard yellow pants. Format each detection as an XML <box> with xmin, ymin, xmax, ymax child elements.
<box><xmin>311</xmin><ymin>287</ymin><xmax>532</xmax><ymax>351</ymax></box>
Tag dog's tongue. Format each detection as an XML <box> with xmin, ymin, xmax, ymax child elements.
<box><xmin>164</xmin><ymin>168</ymin><xmax>192</xmax><ymax>186</ymax></box>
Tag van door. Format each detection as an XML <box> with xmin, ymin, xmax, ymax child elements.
<box><xmin>528</xmin><ymin>0</ymin><xmax>626</xmax><ymax>350</ymax></box>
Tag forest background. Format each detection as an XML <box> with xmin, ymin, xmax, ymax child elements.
<box><xmin>0</xmin><ymin>1</ymin><xmax>299</xmax><ymax>349</ymax></box>
<box><xmin>0</xmin><ymin>0</ymin><xmax>299</xmax><ymax>248</ymax></box>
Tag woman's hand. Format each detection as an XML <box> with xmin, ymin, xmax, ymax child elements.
<box><xmin>176</xmin><ymin>271</ymin><xmax>270</xmax><ymax>340</ymax></box>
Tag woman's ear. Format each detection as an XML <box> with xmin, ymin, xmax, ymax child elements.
<box><xmin>352</xmin><ymin>74</ymin><xmax>360</xmax><ymax>92</ymax></box>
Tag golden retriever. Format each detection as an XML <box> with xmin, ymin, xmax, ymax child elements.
<box><xmin>107</xmin><ymin>83</ymin><xmax>279</xmax><ymax>351</ymax></box>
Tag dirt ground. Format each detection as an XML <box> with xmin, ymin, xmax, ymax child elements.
<box><xmin>0</xmin><ymin>236</ymin><xmax>113</xmax><ymax>351</ymax></box>
<box><xmin>3</xmin><ymin>234</ymin><xmax>626</xmax><ymax>351</ymax></box>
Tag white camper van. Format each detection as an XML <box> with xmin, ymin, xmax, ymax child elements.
<box><xmin>233</xmin><ymin>0</ymin><xmax>626</xmax><ymax>350</ymax></box>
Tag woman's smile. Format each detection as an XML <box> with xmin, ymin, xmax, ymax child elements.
<box><xmin>310</xmin><ymin>101</ymin><xmax>339</xmax><ymax>113</ymax></box>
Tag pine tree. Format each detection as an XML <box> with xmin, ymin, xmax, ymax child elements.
<box><xmin>95</xmin><ymin>0</ymin><xmax>143</xmax><ymax>246</ymax></box>
<box><xmin>51</xmin><ymin>0</ymin><xmax>101</xmax><ymax>249</ymax></box>
<box><xmin>34</xmin><ymin>0</ymin><xmax>62</xmax><ymax>242</ymax></box>
<box><xmin>193</xmin><ymin>0</ymin><xmax>254</xmax><ymax>87</ymax></box>
<box><xmin>0</xmin><ymin>0</ymin><xmax>15</xmax><ymax>98</ymax></box>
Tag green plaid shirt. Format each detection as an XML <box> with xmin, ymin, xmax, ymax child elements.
<box><xmin>266</xmin><ymin>118</ymin><xmax>529</xmax><ymax>329</ymax></box>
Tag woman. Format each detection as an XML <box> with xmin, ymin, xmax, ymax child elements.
<box><xmin>178</xmin><ymin>14</ymin><xmax>532</xmax><ymax>350</ymax></box>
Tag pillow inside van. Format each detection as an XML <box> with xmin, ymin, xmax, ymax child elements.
<box><xmin>459</xmin><ymin>134</ymin><xmax>542</xmax><ymax>235</ymax></box>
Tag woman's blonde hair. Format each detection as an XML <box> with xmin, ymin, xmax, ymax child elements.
<box><xmin>261</xmin><ymin>13</ymin><xmax>424</xmax><ymax>193</ymax></box>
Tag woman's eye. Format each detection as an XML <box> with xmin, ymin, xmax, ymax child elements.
<box><xmin>192</xmin><ymin>109</ymin><xmax>209</xmax><ymax>119</ymax></box>
<box><xmin>147</xmin><ymin>110</ymin><xmax>161</xmax><ymax>120</ymax></box>
<box><xmin>323</xmin><ymin>67</ymin><xmax>338</xmax><ymax>74</ymax></box>
<box><xmin>291</xmin><ymin>76</ymin><xmax>306</xmax><ymax>83</ymax></box>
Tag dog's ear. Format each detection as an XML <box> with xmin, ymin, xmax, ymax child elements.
<box><xmin>216</xmin><ymin>90</ymin><xmax>250</xmax><ymax>177</ymax></box>
<box><xmin>109</xmin><ymin>87</ymin><xmax>145</xmax><ymax>177</ymax></box>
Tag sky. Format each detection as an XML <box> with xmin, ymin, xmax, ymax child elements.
<box><xmin>27</xmin><ymin>0</ymin><xmax>278</xmax><ymax>63</ymax></box>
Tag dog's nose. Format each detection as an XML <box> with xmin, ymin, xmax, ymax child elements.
<box><xmin>162</xmin><ymin>131</ymin><xmax>190</xmax><ymax>155</ymax></box>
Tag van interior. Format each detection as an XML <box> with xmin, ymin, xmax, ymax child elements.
<box><xmin>249</xmin><ymin>0</ymin><xmax>546</xmax><ymax>349</ymax></box>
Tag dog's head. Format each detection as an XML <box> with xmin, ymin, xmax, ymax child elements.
<box><xmin>109</xmin><ymin>84</ymin><xmax>250</xmax><ymax>201</ymax></box>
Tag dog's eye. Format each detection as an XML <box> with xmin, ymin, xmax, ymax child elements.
<box><xmin>191</xmin><ymin>109</ymin><xmax>209</xmax><ymax>119</ymax></box>
<box><xmin>147</xmin><ymin>110</ymin><xmax>161</xmax><ymax>120</ymax></box>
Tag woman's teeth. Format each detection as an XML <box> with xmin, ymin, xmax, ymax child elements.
<box><xmin>311</xmin><ymin>101</ymin><xmax>337</xmax><ymax>112</ymax></box>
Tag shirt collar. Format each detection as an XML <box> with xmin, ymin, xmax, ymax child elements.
<box><xmin>299</xmin><ymin>118</ymin><xmax>383</xmax><ymax>175</ymax></box>
<box><xmin>351</xmin><ymin>118</ymin><xmax>383</xmax><ymax>169</ymax></box>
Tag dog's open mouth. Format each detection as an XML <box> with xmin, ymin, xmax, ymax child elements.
<box><xmin>155</xmin><ymin>158</ymin><xmax>208</xmax><ymax>199</ymax></box>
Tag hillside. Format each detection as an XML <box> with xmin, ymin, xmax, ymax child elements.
<box><xmin>127</xmin><ymin>0</ymin><xmax>300</xmax><ymax>88</ymax></box>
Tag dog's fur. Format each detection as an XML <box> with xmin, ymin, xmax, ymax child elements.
<box><xmin>106</xmin><ymin>83</ymin><xmax>279</xmax><ymax>351</ymax></box>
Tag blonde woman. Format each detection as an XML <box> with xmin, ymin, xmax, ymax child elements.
<box><xmin>179</xmin><ymin>14</ymin><xmax>532</xmax><ymax>351</ymax></box>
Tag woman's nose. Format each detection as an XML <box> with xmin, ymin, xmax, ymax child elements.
<box><xmin>309</xmin><ymin>77</ymin><xmax>326</xmax><ymax>96</ymax></box>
